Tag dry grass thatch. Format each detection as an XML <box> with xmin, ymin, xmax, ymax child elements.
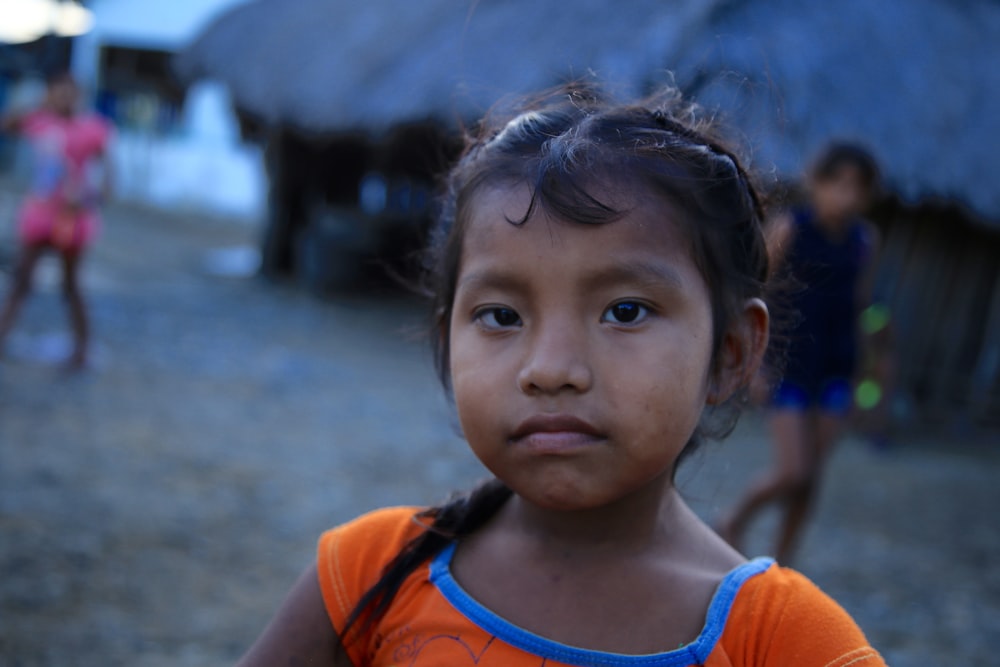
<box><xmin>177</xmin><ymin>0</ymin><xmax>1000</xmax><ymax>223</ymax></box>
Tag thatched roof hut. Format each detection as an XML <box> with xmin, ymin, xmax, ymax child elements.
<box><xmin>180</xmin><ymin>0</ymin><xmax>1000</xmax><ymax>222</ymax></box>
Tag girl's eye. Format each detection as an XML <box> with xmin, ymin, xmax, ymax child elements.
<box><xmin>602</xmin><ymin>301</ymin><xmax>649</xmax><ymax>325</ymax></box>
<box><xmin>475</xmin><ymin>307</ymin><xmax>522</xmax><ymax>329</ymax></box>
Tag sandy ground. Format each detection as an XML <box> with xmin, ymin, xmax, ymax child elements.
<box><xmin>0</xmin><ymin>190</ymin><xmax>997</xmax><ymax>666</ymax></box>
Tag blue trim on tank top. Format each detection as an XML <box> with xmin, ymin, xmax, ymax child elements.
<box><xmin>429</xmin><ymin>542</ymin><xmax>774</xmax><ymax>666</ymax></box>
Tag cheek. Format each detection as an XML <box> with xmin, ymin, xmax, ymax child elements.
<box><xmin>449</xmin><ymin>326</ymin><xmax>503</xmax><ymax>438</ymax></box>
<box><xmin>675</xmin><ymin>326</ymin><xmax>716</xmax><ymax>411</ymax></box>
<box><xmin>602</xmin><ymin>323</ymin><xmax>714</xmax><ymax>424</ymax></box>
<box><xmin>449</xmin><ymin>325</ymin><xmax>486</xmax><ymax>394</ymax></box>
<box><xmin>657</xmin><ymin>317</ymin><xmax>715</xmax><ymax>389</ymax></box>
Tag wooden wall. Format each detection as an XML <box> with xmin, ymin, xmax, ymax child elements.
<box><xmin>871</xmin><ymin>200</ymin><xmax>1000</xmax><ymax>427</ymax></box>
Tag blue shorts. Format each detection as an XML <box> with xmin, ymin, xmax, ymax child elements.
<box><xmin>772</xmin><ymin>378</ymin><xmax>853</xmax><ymax>415</ymax></box>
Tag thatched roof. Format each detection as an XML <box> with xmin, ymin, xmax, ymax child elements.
<box><xmin>176</xmin><ymin>0</ymin><xmax>710</xmax><ymax>127</ymax></box>
<box><xmin>177</xmin><ymin>0</ymin><xmax>1000</xmax><ymax>222</ymax></box>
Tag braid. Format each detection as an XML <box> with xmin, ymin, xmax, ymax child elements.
<box><xmin>341</xmin><ymin>478</ymin><xmax>512</xmax><ymax>644</ymax></box>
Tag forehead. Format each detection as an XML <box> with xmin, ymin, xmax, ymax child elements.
<box><xmin>459</xmin><ymin>183</ymin><xmax>695</xmax><ymax>275</ymax></box>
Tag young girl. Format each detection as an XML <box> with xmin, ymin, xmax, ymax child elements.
<box><xmin>719</xmin><ymin>143</ymin><xmax>880</xmax><ymax>565</ymax></box>
<box><xmin>0</xmin><ymin>72</ymin><xmax>112</xmax><ymax>370</ymax></box>
<box><xmin>237</xmin><ymin>89</ymin><xmax>885</xmax><ymax>666</ymax></box>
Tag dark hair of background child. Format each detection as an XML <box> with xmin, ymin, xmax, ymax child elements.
<box><xmin>340</xmin><ymin>84</ymin><xmax>772</xmax><ymax>647</ymax></box>
<box><xmin>811</xmin><ymin>142</ymin><xmax>880</xmax><ymax>193</ymax></box>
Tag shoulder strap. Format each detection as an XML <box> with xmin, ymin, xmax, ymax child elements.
<box><xmin>719</xmin><ymin>564</ymin><xmax>886</xmax><ymax>666</ymax></box>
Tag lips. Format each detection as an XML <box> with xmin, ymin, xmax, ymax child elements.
<box><xmin>509</xmin><ymin>414</ymin><xmax>605</xmax><ymax>453</ymax></box>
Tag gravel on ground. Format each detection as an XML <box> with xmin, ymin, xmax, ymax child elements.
<box><xmin>1</xmin><ymin>190</ymin><xmax>997</xmax><ymax>666</ymax></box>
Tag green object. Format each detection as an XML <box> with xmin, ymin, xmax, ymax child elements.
<box><xmin>861</xmin><ymin>303</ymin><xmax>891</xmax><ymax>335</ymax></box>
<box><xmin>855</xmin><ymin>378</ymin><xmax>883</xmax><ymax>410</ymax></box>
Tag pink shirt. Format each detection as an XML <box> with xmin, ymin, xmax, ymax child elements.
<box><xmin>17</xmin><ymin>110</ymin><xmax>112</xmax><ymax>249</ymax></box>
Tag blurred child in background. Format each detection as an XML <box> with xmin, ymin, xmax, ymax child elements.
<box><xmin>719</xmin><ymin>142</ymin><xmax>881</xmax><ymax>564</ymax></box>
<box><xmin>0</xmin><ymin>72</ymin><xmax>112</xmax><ymax>370</ymax></box>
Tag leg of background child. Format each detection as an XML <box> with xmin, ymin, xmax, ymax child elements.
<box><xmin>769</xmin><ymin>409</ymin><xmax>820</xmax><ymax>564</ymax></box>
<box><xmin>814</xmin><ymin>411</ymin><xmax>845</xmax><ymax>460</ymax></box>
<box><xmin>773</xmin><ymin>397</ymin><xmax>848</xmax><ymax>563</ymax></box>
<box><xmin>60</xmin><ymin>247</ymin><xmax>89</xmax><ymax>370</ymax></box>
<box><xmin>718</xmin><ymin>407</ymin><xmax>810</xmax><ymax>554</ymax></box>
<box><xmin>773</xmin><ymin>410</ymin><xmax>819</xmax><ymax>564</ymax></box>
<box><xmin>0</xmin><ymin>242</ymin><xmax>47</xmax><ymax>354</ymax></box>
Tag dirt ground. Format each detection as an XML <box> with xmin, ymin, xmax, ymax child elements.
<box><xmin>0</xmin><ymin>189</ymin><xmax>998</xmax><ymax>666</ymax></box>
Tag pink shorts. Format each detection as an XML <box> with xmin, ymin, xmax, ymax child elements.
<box><xmin>17</xmin><ymin>197</ymin><xmax>100</xmax><ymax>252</ymax></box>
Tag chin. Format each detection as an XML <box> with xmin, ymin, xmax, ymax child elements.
<box><xmin>517</xmin><ymin>484</ymin><xmax>616</xmax><ymax>513</ymax></box>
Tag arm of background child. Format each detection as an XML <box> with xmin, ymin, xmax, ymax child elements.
<box><xmin>855</xmin><ymin>221</ymin><xmax>882</xmax><ymax>313</ymax></box>
<box><xmin>0</xmin><ymin>113</ymin><xmax>25</xmax><ymax>134</ymax></box>
<box><xmin>763</xmin><ymin>211</ymin><xmax>794</xmax><ymax>276</ymax></box>
<box><xmin>235</xmin><ymin>563</ymin><xmax>352</xmax><ymax>667</ymax></box>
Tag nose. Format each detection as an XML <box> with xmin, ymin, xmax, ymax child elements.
<box><xmin>516</xmin><ymin>321</ymin><xmax>593</xmax><ymax>395</ymax></box>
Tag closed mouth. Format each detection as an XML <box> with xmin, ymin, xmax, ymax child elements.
<box><xmin>509</xmin><ymin>414</ymin><xmax>605</xmax><ymax>443</ymax></box>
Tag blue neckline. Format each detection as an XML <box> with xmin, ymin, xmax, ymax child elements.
<box><xmin>429</xmin><ymin>542</ymin><xmax>774</xmax><ymax>666</ymax></box>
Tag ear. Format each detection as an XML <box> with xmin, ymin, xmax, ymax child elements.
<box><xmin>706</xmin><ymin>298</ymin><xmax>770</xmax><ymax>405</ymax></box>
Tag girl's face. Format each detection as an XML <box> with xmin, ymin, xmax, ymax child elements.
<box><xmin>448</xmin><ymin>184</ymin><xmax>721</xmax><ymax>511</ymax></box>
<box><xmin>812</xmin><ymin>165</ymin><xmax>870</xmax><ymax>225</ymax></box>
<box><xmin>46</xmin><ymin>79</ymin><xmax>79</xmax><ymax>117</ymax></box>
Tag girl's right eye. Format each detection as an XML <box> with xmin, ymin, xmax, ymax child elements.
<box><xmin>474</xmin><ymin>307</ymin><xmax>522</xmax><ymax>330</ymax></box>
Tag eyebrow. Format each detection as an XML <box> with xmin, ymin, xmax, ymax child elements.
<box><xmin>582</xmin><ymin>261</ymin><xmax>686</xmax><ymax>292</ymax></box>
<box><xmin>456</xmin><ymin>260</ymin><xmax>686</xmax><ymax>295</ymax></box>
<box><xmin>456</xmin><ymin>269</ymin><xmax>530</xmax><ymax>295</ymax></box>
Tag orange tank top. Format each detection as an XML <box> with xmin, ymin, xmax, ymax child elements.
<box><xmin>317</xmin><ymin>507</ymin><xmax>884</xmax><ymax>667</ymax></box>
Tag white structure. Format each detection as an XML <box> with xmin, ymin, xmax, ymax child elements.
<box><xmin>71</xmin><ymin>0</ymin><xmax>265</xmax><ymax>220</ymax></box>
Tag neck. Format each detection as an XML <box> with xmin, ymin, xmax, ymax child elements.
<box><xmin>814</xmin><ymin>209</ymin><xmax>851</xmax><ymax>235</ymax></box>
<box><xmin>48</xmin><ymin>104</ymin><xmax>74</xmax><ymax>118</ymax></box>
<box><xmin>503</xmin><ymin>474</ymin><xmax>684</xmax><ymax>555</ymax></box>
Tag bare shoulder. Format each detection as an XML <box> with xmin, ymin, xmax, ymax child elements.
<box><xmin>236</xmin><ymin>563</ymin><xmax>349</xmax><ymax>667</ymax></box>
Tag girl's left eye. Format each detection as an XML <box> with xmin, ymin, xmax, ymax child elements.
<box><xmin>602</xmin><ymin>301</ymin><xmax>650</xmax><ymax>325</ymax></box>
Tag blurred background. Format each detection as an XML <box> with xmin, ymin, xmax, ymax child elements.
<box><xmin>0</xmin><ymin>1</ymin><xmax>997</xmax><ymax>665</ymax></box>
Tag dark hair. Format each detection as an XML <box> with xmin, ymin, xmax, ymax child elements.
<box><xmin>810</xmin><ymin>141</ymin><xmax>880</xmax><ymax>193</ymax></box>
<box><xmin>340</xmin><ymin>84</ymin><xmax>769</xmax><ymax>646</ymax></box>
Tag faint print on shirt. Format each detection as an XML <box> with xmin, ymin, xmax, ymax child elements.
<box><xmin>373</xmin><ymin>625</ymin><xmax>548</xmax><ymax>666</ymax></box>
